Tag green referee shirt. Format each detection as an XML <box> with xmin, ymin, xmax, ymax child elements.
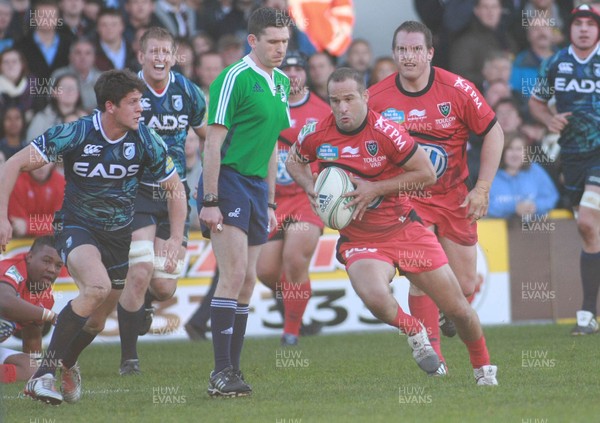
<box><xmin>208</xmin><ymin>55</ymin><xmax>291</xmax><ymax>178</ymax></box>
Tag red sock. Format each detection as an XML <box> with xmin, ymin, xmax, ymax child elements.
<box><xmin>409</xmin><ymin>294</ymin><xmax>444</xmax><ymax>363</ymax></box>
<box><xmin>0</xmin><ymin>364</ymin><xmax>17</xmax><ymax>383</ymax></box>
<box><xmin>464</xmin><ymin>335</ymin><xmax>490</xmax><ymax>368</ymax></box>
<box><xmin>282</xmin><ymin>277</ymin><xmax>311</xmax><ymax>336</ymax></box>
<box><xmin>392</xmin><ymin>305</ymin><xmax>422</xmax><ymax>336</ymax></box>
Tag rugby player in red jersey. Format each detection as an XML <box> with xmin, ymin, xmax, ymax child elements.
<box><xmin>286</xmin><ymin>67</ymin><xmax>498</xmax><ymax>384</ymax></box>
<box><xmin>0</xmin><ymin>236</ymin><xmax>62</xmax><ymax>383</ymax></box>
<box><xmin>256</xmin><ymin>50</ymin><xmax>330</xmax><ymax>346</ymax></box>
<box><xmin>369</xmin><ymin>21</ymin><xmax>504</xmax><ymax>374</ymax></box>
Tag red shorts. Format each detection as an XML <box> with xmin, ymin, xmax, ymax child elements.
<box><xmin>411</xmin><ymin>185</ymin><xmax>478</xmax><ymax>246</ymax></box>
<box><xmin>269</xmin><ymin>192</ymin><xmax>324</xmax><ymax>240</ymax></box>
<box><xmin>337</xmin><ymin>220</ymin><xmax>448</xmax><ymax>274</ymax></box>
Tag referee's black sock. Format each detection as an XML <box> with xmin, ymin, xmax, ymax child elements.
<box><xmin>581</xmin><ymin>250</ymin><xmax>600</xmax><ymax>315</ymax></box>
<box><xmin>34</xmin><ymin>301</ymin><xmax>87</xmax><ymax>378</ymax></box>
<box><xmin>62</xmin><ymin>329</ymin><xmax>96</xmax><ymax>369</ymax></box>
<box><xmin>118</xmin><ymin>302</ymin><xmax>145</xmax><ymax>363</ymax></box>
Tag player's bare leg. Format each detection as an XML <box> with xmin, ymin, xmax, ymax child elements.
<box><xmin>347</xmin><ymin>259</ymin><xmax>440</xmax><ymax>374</ymax></box>
<box><xmin>572</xmin><ymin>184</ymin><xmax>600</xmax><ymax>335</ymax></box>
<box><xmin>279</xmin><ymin>222</ymin><xmax>320</xmax><ymax>345</ymax></box>
<box><xmin>26</xmin><ymin>245</ymin><xmax>112</xmax><ymax>404</ymax></box>
<box><xmin>407</xmin><ymin>264</ymin><xmax>497</xmax><ymax>385</ymax></box>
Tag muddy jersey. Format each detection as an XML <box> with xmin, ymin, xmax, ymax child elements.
<box><xmin>295</xmin><ymin>110</ymin><xmax>418</xmax><ymax>241</ymax></box>
<box><xmin>277</xmin><ymin>91</ymin><xmax>331</xmax><ymax>197</ymax></box>
<box><xmin>369</xmin><ymin>67</ymin><xmax>496</xmax><ymax>195</ymax></box>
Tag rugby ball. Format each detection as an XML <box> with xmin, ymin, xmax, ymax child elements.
<box><xmin>314</xmin><ymin>167</ymin><xmax>355</xmax><ymax>230</ymax></box>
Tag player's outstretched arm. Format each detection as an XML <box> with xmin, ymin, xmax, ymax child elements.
<box><xmin>286</xmin><ymin>144</ymin><xmax>317</xmax><ymax>207</ymax></box>
<box><xmin>345</xmin><ymin>145</ymin><xmax>436</xmax><ymax>221</ymax></box>
<box><xmin>0</xmin><ymin>283</ymin><xmax>56</xmax><ymax>326</ymax></box>
<box><xmin>0</xmin><ymin>146</ymin><xmax>47</xmax><ymax>250</ymax></box>
<box><xmin>461</xmin><ymin>121</ymin><xmax>504</xmax><ymax>221</ymax></box>
<box><xmin>160</xmin><ymin>172</ymin><xmax>187</xmax><ymax>273</ymax></box>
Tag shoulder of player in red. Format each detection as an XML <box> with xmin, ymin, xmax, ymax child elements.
<box><xmin>367</xmin><ymin>71</ymin><xmax>398</xmax><ymax>100</ymax></box>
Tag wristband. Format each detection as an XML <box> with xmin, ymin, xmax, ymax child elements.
<box><xmin>268</xmin><ymin>202</ymin><xmax>278</xmax><ymax>210</ymax></box>
<box><xmin>41</xmin><ymin>308</ymin><xmax>55</xmax><ymax>322</ymax></box>
<box><xmin>202</xmin><ymin>200</ymin><xmax>220</xmax><ymax>207</ymax></box>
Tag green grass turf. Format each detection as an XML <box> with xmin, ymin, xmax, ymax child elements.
<box><xmin>2</xmin><ymin>324</ymin><xmax>600</xmax><ymax>423</ymax></box>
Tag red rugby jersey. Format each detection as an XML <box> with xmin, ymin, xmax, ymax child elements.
<box><xmin>296</xmin><ymin>110</ymin><xmax>418</xmax><ymax>241</ymax></box>
<box><xmin>369</xmin><ymin>67</ymin><xmax>496</xmax><ymax>195</ymax></box>
<box><xmin>276</xmin><ymin>91</ymin><xmax>331</xmax><ymax>198</ymax></box>
<box><xmin>0</xmin><ymin>254</ymin><xmax>55</xmax><ymax>334</ymax></box>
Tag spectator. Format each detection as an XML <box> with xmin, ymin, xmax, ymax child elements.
<box><xmin>51</xmin><ymin>38</ymin><xmax>101</xmax><ymax>113</ymax></box>
<box><xmin>123</xmin><ymin>0</ymin><xmax>163</xmax><ymax>45</ymax></box>
<box><xmin>522</xmin><ymin>0</ymin><xmax>570</xmax><ymax>46</ymax></box>
<box><xmin>449</xmin><ymin>0</ymin><xmax>517</xmax><ymax>90</ymax></box>
<box><xmin>0</xmin><ymin>106</ymin><xmax>26</xmax><ymax>159</ymax></box>
<box><xmin>0</xmin><ymin>48</ymin><xmax>38</xmax><ymax>118</ymax></box>
<box><xmin>193</xmin><ymin>50</ymin><xmax>224</xmax><ymax>96</ymax></box>
<box><xmin>191</xmin><ymin>31</ymin><xmax>214</xmax><ymax>57</ymax></box>
<box><xmin>308</xmin><ymin>50</ymin><xmax>335</xmax><ymax>101</ymax></box>
<box><xmin>343</xmin><ymin>38</ymin><xmax>372</xmax><ymax>85</ymax></box>
<box><xmin>510</xmin><ymin>23</ymin><xmax>557</xmax><ymax>117</ymax></box>
<box><xmin>484</xmin><ymin>79</ymin><xmax>512</xmax><ymax>109</ymax></box>
<box><xmin>154</xmin><ymin>0</ymin><xmax>196</xmax><ymax>38</ymax></box>
<box><xmin>94</xmin><ymin>8</ymin><xmax>134</xmax><ymax>71</ymax></box>
<box><xmin>15</xmin><ymin>0</ymin><xmax>72</xmax><ymax>80</ymax></box>
<box><xmin>488</xmin><ymin>132</ymin><xmax>559</xmax><ymax>218</ymax></box>
<box><xmin>494</xmin><ymin>97</ymin><xmax>523</xmax><ymax>134</ymax></box>
<box><xmin>287</xmin><ymin>0</ymin><xmax>354</xmax><ymax>57</ymax></box>
<box><xmin>197</xmin><ymin>0</ymin><xmax>247</xmax><ymax>42</ymax></box>
<box><xmin>216</xmin><ymin>33</ymin><xmax>244</xmax><ymax>67</ymax></box>
<box><xmin>126</xmin><ymin>25</ymin><xmax>147</xmax><ymax>73</ymax></box>
<box><xmin>0</xmin><ymin>0</ymin><xmax>14</xmax><ymax>53</ymax></box>
<box><xmin>369</xmin><ymin>56</ymin><xmax>396</xmax><ymax>86</ymax></box>
<box><xmin>58</xmin><ymin>0</ymin><xmax>94</xmax><ymax>38</ymax></box>
<box><xmin>482</xmin><ymin>51</ymin><xmax>512</xmax><ymax>89</ymax></box>
<box><xmin>26</xmin><ymin>73</ymin><xmax>85</xmax><ymax>140</ymax></box>
<box><xmin>82</xmin><ymin>0</ymin><xmax>101</xmax><ymax>22</ymax></box>
<box><xmin>261</xmin><ymin>0</ymin><xmax>316</xmax><ymax>57</ymax></box>
<box><xmin>173</xmin><ymin>36</ymin><xmax>194</xmax><ymax>79</ymax></box>
<box><xmin>7</xmin><ymin>162</ymin><xmax>65</xmax><ymax>237</ymax></box>
<box><xmin>6</xmin><ymin>0</ymin><xmax>31</xmax><ymax>41</ymax></box>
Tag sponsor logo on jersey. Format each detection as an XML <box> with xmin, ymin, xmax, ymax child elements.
<box><xmin>558</xmin><ymin>62</ymin><xmax>573</xmax><ymax>74</ymax></box>
<box><xmin>341</xmin><ymin>146</ymin><xmax>360</xmax><ymax>157</ymax></box>
<box><xmin>555</xmin><ymin>77</ymin><xmax>600</xmax><ymax>94</ymax></box>
<box><xmin>73</xmin><ymin>162</ymin><xmax>140</xmax><ymax>179</ymax></box>
<box><xmin>437</xmin><ymin>102</ymin><xmax>451</xmax><ymax>117</ymax></box>
<box><xmin>141</xmin><ymin>97</ymin><xmax>152</xmax><ymax>110</ymax></box>
<box><xmin>453</xmin><ymin>77</ymin><xmax>483</xmax><ymax>109</ymax></box>
<box><xmin>298</xmin><ymin>122</ymin><xmax>317</xmax><ymax>144</ymax></box>
<box><xmin>252</xmin><ymin>82</ymin><xmax>264</xmax><ymax>93</ymax></box>
<box><xmin>142</xmin><ymin>115</ymin><xmax>189</xmax><ymax>131</ymax></box>
<box><xmin>344</xmin><ymin>247</ymin><xmax>377</xmax><ymax>259</ymax></box>
<box><xmin>381</xmin><ymin>108</ymin><xmax>405</xmax><ymax>124</ymax></box>
<box><xmin>365</xmin><ymin>140</ymin><xmax>378</xmax><ymax>156</ymax></box>
<box><xmin>419</xmin><ymin>143</ymin><xmax>448</xmax><ymax>178</ymax></box>
<box><xmin>363</xmin><ymin>155</ymin><xmax>386</xmax><ymax>168</ymax></box>
<box><xmin>123</xmin><ymin>142</ymin><xmax>135</xmax><ymax>160</ymax></box>
<box><xmin>374</xmin><ymin>116</ymin><xmax>406</xmax><ymax>150</ymax></box>
<box><xmin>5</xmin><ymin>265</ymin><xmax>24</xmax><ymax>283</ymax></box>
<box><xmin>172</xmin><ymin>95</ymin><xmax>183</xmax><ymax>111</ymax></box>
<box><xmin>407</xmin><ymin>109</ymin><xmax>427</xmax><ymax>121</ymax></box>
<box><xmin>82</xmin><ymin>144</ymin><xmax>103</xmax><ymax>157</ymax></box>
<box><xmin>317</xmin><ymin>144</ymin><xmax>338</xmax><ymax>160</ymax></box>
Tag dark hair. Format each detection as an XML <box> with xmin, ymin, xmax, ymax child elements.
<box><xmin>327</xmin><ymin>67</ymin><xmax>366</xmax><ymax>94</ymax></box>
<box><xmin>69</xmin><ymin>37</ymin><xmax>96</xmax><ymax>55</ymax></box>
<box><xmin>392</xmin><ymin>20</ymin><xmax>433</xmax><ymax>50</ymax></box>
<box><xmin>248</xmin><ymin>6</ymin><xmax>288</xmax><ymax>38</ymax></box>
<box><xmin>97</xmin><ymin>7</ymin><xmax>123</xmax><ymax>21</ymax></box>
<box><xmin>94</xmin><ymin>69</ymin><xmax>146</xmax><ymax>112</ymax></box>
<box><xmin>50</xmin><ymin>73</ymin><xmax>83</xmax><ymax>117</ymax></box>
<box><xmin>0</xmin><ymin>48</ymin><xmax>29</xmax><ymax>82</ymax></box>
<box><xmin>0</xmin><ymin>106</ymin><xmax>25</xmax><ymax>140</ymax></box>
<box><xmin>140</xmin><ymin>26</ymin><xmax>176</xmax><ymax>53</ymax></box>
<box><xmin>32</xmin><ymin>0</ymin><xmax>59</xmax><ymax>11</ymax></box>
<box><xmin>30</xmin><ymin>235</ymin><xmax>57</xmax><ymax>254</ymax></box>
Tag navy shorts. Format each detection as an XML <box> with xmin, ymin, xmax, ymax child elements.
<box><xmin>54</xmin><ymin>219</ymin><xmax>131</xmax><ymax>290</ymax></box>
<box><xmin>562</xmin><ymin>150</ymin><xmax>600</xmax><ymax>206</ymax></box>
<box><xmin>131</xmin><ymin>184</ymin><xmax>191</xmax><ymax>247</ymax></box>
<box><xmin>197</xmin><ymin>166</ymin><xmax>269</xmax><ymax>246</ymax></box>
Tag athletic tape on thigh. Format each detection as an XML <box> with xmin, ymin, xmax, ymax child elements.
<box><xmin>580</xmin><ymin>191</ymin><xmax>600</xmax><ymax>211</ymax></box>
<box><xmin>128</xmin><ymin>240</ymin><xmax>154</xmax><ymax>264</ymax></box>
<box><xmin>153</xmin><ymin>256</ymin><xmax>184</xmax><ymax>279</ymax></box>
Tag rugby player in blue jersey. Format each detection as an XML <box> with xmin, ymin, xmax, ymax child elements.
<box><xmin>0</xmin><ymin>69</ymin><xmax>187</xmax><ymax>405</ymax></box>
<box><xmin>530</xmin><ymin>5</ymin><xmax>600</xmax><ymax>336</ymax></box>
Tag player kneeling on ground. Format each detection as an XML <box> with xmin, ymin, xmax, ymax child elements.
<box><xmin>286</xmin><ymin>67</ymin><xmax>498</xmax><ymax>385</ymax></box>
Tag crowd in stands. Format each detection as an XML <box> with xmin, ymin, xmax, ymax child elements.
<box><xmin>0</xmin><ymin>0</ymin><xmax>593</xmax><ymax>238</ymax></box>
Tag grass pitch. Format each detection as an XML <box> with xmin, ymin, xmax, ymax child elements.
<box><xmin>3</xmin><ymin>324</ymin><xmax>600</xmax><ymax>423</ymax></box>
